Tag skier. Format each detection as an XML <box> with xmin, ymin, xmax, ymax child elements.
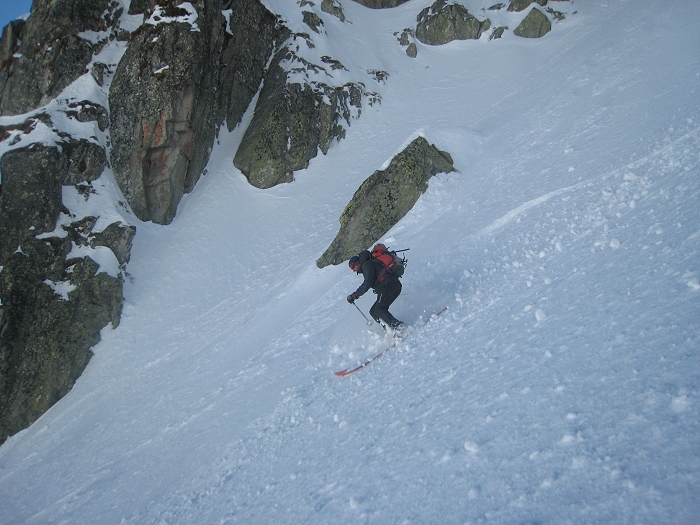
<box><xmin>347</xmin><ymin>249</ymin><xmax>404</xmax><ymax>331</ymax></box>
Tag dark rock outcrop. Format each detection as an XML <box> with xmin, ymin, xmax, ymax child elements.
<box><xmin>489</xmin><ymin>26</ymin><xmax>508</xmax><ymax>40</ymax></box>
<box><xmin>351</xmin><ymin>0</ymin><xmax>411</xmax><ymax>7</ymax></box>
<box><xmin>397</xmin><ymin>28</ymin><xmax>418</xmax><ymax>57</ymax></box>
<box><xmin>0</xmin><ymin>0</ymin><xmax>114</xmax><ymax>116</ymax></box>
<box><xmin>0</xmin><ymin>144</ymin><xmax>128</xmax><ymax>443</ymax></box>
<box><xmin>317</xmin><ymin>137</ymin><xmax>454</xmax><ymax>267</ymax></box>
<box><xmin>0</xmin><ymin>20</ymin><xmax>25</xmax><ymax>64</ymax></box>
<box><xmin>514</xmin><ymin>7</ymin><xmax>552</xmax><ymax>38</ymax></box>
<box><xmin>109</xmin><ymin>0</ymin><xmax>279</xmax><ymax>224</ymax></box>
<box><xmin>0</xmin><ymin>0</ymin><xmax>135</xmax><ymax>442</ymax></box>
<box><xmin>0</xmin><ymin>145</ymin><xmax>63</xmax><ymax>261</ymax></box>
<box><xmin>416</xmin><ymin>0</ymin><xmax>491</xmax><ymax>45</ymax></box>
<box><xmin>233</xmin><ymin>34</ymin><xmax>369</xmax><ymax>189</ymax></box>
<box><xmin>65</xmin><ymin>100</ymin><xmax>109</xmax><ymax>132</ymax></box>
<box><xmin>91</xmin><ymin>222</ymin><xmax>136</xmax><ymax>266</ymax></box>
<box><xmin>0</xmin><ymin>245</ymin><xmax>123</xmax><ymax>443</ymax></box>
<box><xmin>321</xmin><ymin>0</ymin><xmax>346</xmax><ymax>22</ymax></box>
<box><xmin>303</xmin><ymin>11</ymin><xmax>325</xmax><ymax>33</ymax></box>
<box><xmin>59</xmin><ymin>138</ymin><xmax>107</xmax><ymax>185</ymax></box>
<box><xmin>508</xmin><ymin>0</ymin><xmax>547</xmax><ymax>12</ymax></box>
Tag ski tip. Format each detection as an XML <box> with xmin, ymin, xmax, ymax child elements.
<box><xmin>334</xmin><ymin>370</ymin><xmax>350</xmax><ymax>377</ymax></box>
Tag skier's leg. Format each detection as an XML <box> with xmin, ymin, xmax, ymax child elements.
<box><xmin>370</xmin><ymin>282</ymin><xmax>402</xmax><ymax>328</ymax></box>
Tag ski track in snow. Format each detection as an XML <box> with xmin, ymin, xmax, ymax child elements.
<box><xmin>1</xmin><ymin>1</ymin><xmax>699</xmax><ymax>524</ymax></box>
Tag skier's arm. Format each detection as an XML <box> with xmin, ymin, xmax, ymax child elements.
<box><xmin>354</xmin><ymin>263</ymin><xmax>376</xmax><ymax>298</ymax></box>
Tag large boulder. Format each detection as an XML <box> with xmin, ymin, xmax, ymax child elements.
<box><xmin>317</xmin><ymin>137</ymin><xmax>454</xmax><ymax>267</ymax></box>
<box><xmin>513</xmin><ymin>7</ymin><xmax>552</xmax><ymax>38</ymax></box>
<box><xmin>0</xmin><ymin>145</ymin><xmax>130</xmax><ymax>443</ymax></box>
<box><xmin>233</xmin><ymin>36</ymin><xmax>366</xmax><ymax>189</ymax></box>
<box><xmin>0</xmin><ymin>0</ymin><xmax>113</xmax><ymax>116</ymax></box>
<box><xmin>109</xmin><ymin>0</ymin><xmax>279</xmax><ymax>224</ymax></box>
<box><xmin>416</xmin><ymin>0</ymin><xmax>491</xmax><ymax>45</ymax></box>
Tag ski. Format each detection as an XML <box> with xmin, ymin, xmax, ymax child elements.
<box><xmin>334</xmin><ymin>307</ymin><xmax>448</xmax><ymax>377</ymax></box>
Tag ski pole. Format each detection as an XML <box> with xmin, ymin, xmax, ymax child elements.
<box><xmin>352</xmin><ymin>302</ymin><xmax>384</xmax><ymax>335</ymax></box>
<box><xmin>352</xmin><ymin>302</ymin><xmax>372</xmax><ymax>324</ymax></box>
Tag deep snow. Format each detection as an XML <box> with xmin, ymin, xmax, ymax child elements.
<box><xmin>0</xmin><ymin>1</ymin><xmax>699</xmax><ymax>524</ymax></box>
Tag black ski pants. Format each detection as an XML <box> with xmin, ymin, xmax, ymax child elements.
<box><xmin>370</xmin><ymin>281</ymin><xmax>402</xmax><ymax>328</ymax></box>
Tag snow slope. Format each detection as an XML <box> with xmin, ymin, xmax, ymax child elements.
<box><xmin>1</xmin><ymin>1</ymin><xmax>699</xmax><ymax>523</ymax></box>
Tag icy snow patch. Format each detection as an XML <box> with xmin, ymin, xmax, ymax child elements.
<box><xmin>221</xmin><ymin>9</ymin><xmax>233</xmax><ymax>35</ymax></box>
<box><xmin>67</xmin><ymin>243</ymin><xmax>120</xmax><ymax>278</ymax></box>
<box><xmin>43</xmin><ymin>280</ymin><xmax>77</xmax><ymax>301</ymax></box>
<box><xmin>146</xmin><ymin>2</ymin><xmax>199</xmax><ymax>32</ymax></box>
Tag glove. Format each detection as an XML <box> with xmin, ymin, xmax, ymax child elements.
<box><xmin>347</xmin><ymin>293</ymin><xmax>358</xmax><ymax>304</ymax></box>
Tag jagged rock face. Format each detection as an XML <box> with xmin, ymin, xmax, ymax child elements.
<box><xmin>92</xmin><ymin>222</ymin><xmax>136</xmax><ymax>266</ymax></box>
<box><xmin>0</xmin><ymin>247</ymin><xmax>124</xmax><ymax>443</ymax></box>
<box><xmin>234</xmin><ymin>39</ymin><xmax>366</xmax><ymax>189</ymax></box>
<box><xmin>351</xmin><ymin>0</ymin><xmax>411</xmax><ymax>7</ymax></box>
<box><xmin>60</xmin><ymin>138</ymin><xmax>108</xmax><ymax>185</ymax></box>
<box><xmin>302</xmin><ymin>11</ymin><xmax>324</xmax><ymax>33</ymax></box>
<box><xmin>0</xmin><ymin>145</ymin><xmax>129</xmax><ymax>443</ymax></box>
<box><xmin>0</xmin><ymin>145</ymin><xmax>63</xmax><ymax>261</ymax></box>
<box><xmin>109</xmin><ymin>0</ymin><xmax>278</xmax><ymax>224</ymax></box>
<box><xmin>66</xmin><ymin>100</ymin><xmax>110</xmax><ymax>132</ymax></box>
<box><xmin>0</xmin><ymin>0</ymin><xmax>131</xmax><ymax>441</ymax></box>
<box><xmin>317</xmin><ymin>137</ymin><xmax>454</xmax><ymax>267</ymax></box>
<box><xmin>0</xmin><ymin>112</ymin><xmax>107</xmax><ymax>189</ymax></box>
<box><xmin>219</xmin><ymin>3</ymin><xmax>280</xmax><ymax>129</ymax></box>
<box><xmin>508</xmin><ymin>0</ymin><xmax>547</xmax><ymax>12</ymax></box>
<box><xmin>514</xmin><ymin>7</ymin><xmax>552</xmax><ymax>37</ymax></box>
<box><xmin>0</xmin><ymin>0</ymin><xmax>112</xmax><ymax>116</ymax></box>
<box><xmin>416</xmin><ymin>0</ymin><xmax>491</xmax><ymax>45</ymax></box>
<box><xmin>321</xmin><ymin>0</ymin><xmax>345</xmax><ymax>22</ymax></box>
<box><xmin>0</xmin><ymin>20</ymin><xmax>25</xmax><ymax>64</ymax></box>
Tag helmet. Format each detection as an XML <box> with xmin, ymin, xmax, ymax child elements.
<box><xmin>348</xmin><ymin>255</ymin><xmax>361</xmax><ymax>272</ymax></box>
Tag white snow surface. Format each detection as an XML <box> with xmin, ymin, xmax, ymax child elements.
<box><xmin>145</xmin><ymin>2</ymin><xmax>200</xmax><ymax>32</ymax></box>
<box><xmin>1</xmin><ymin>1</ymin><xmax>699</xmax><ymax>523</ymax></box>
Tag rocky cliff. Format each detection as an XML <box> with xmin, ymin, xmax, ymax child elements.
<box><xmin>232</xmin><ymin>3</ymin><xmax>381</xmax><ymax>189</ymax></box>
<box><xmin>0</xmin><ymin>0</ymin><xmax>112</xmax><ymax>115</ymax></box>
<box><xmin>109</xmin><ymin>0</ymin><xmax>279</xmax><ymax>224</ymax></box>
<box><xmin>0</xmin><ymin>0</ymin><xmax>133</xmax><ymax>443</ymax></box>
<box><xmin>233</xmin><ymin>34</ymin><xmax>369</xmax><ymax>189</ymax></box>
